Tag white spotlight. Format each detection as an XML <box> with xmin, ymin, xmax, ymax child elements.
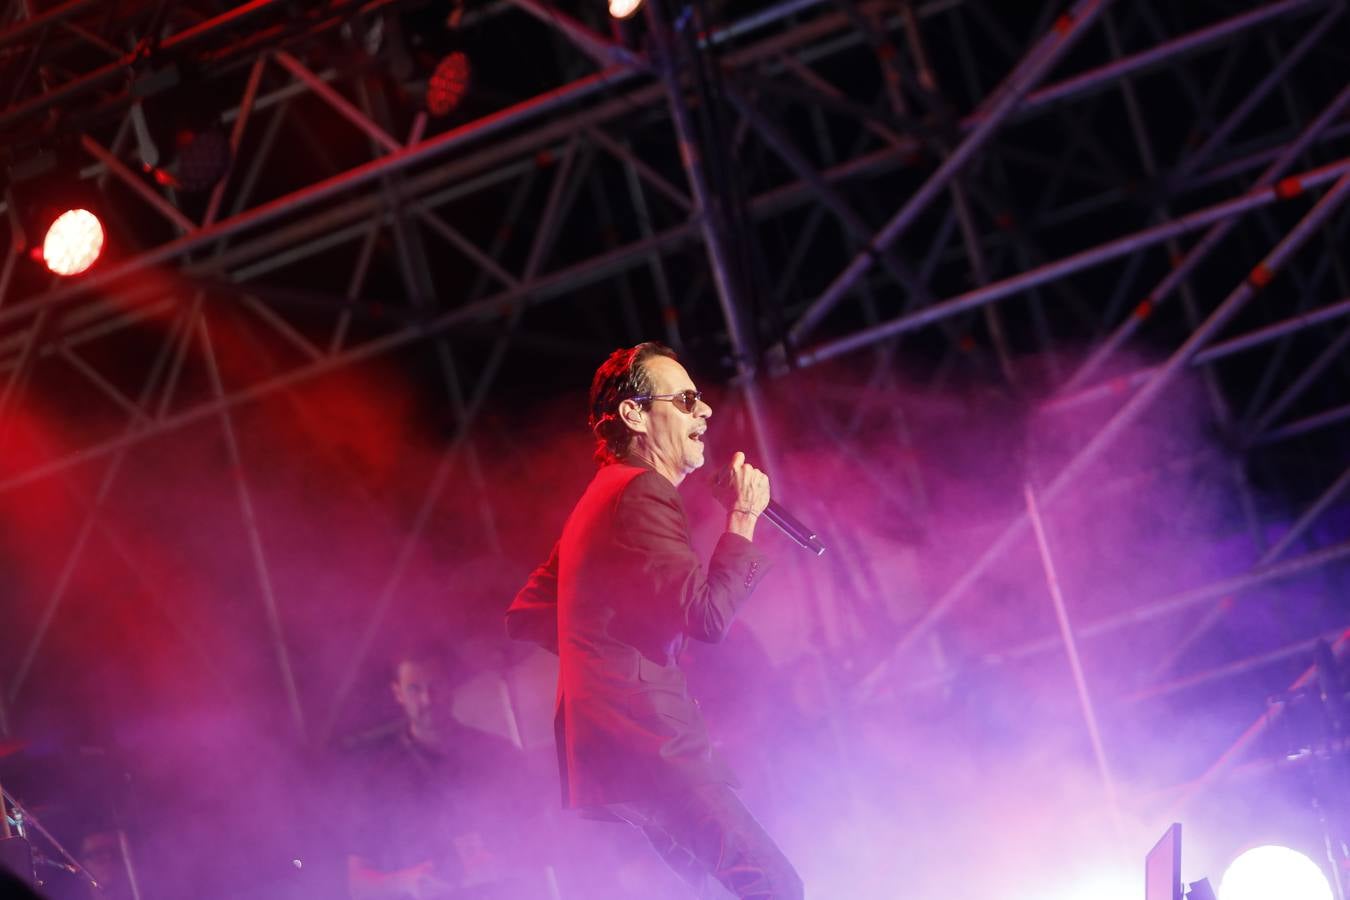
<box><xmin>41</xmin><ymin>208</ymin><xmax>105</xmax><ymax>276</ymax></box>
<box><xmin>608</xmin><ymin>0</ymin><xmax>642</xmax><ymax>19</ymax></box>
<box><xmin>1219</xmin><ymin>845</ymin><xmax>1333</xmax><ymax>900</ymax></box>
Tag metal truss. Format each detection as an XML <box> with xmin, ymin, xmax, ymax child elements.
<box><xmin>1</xmin><ymin>0</ymin><xmax>1349</xmax><ymax>830</ymax></box>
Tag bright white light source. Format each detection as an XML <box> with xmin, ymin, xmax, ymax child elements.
<box><xmin>42</xmin><ymin>208</ymin><xmax>104</xmax><ymax>276</ymax></box>
<box><xmin>1219</xmin><ymin>845</ymin><xmax>1333</xmax><ymax>900</ymax></box>
<box><xmin>608</xmin><ymin>0</ymin><xmax>642</xmax><ymax>19</ymax></box>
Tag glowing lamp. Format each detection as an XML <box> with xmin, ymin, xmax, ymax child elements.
<box><xmin>40</xmin><ymin>208</ymin><xmax>104</xmax><ymax>276</ymax></box>
<box><xmin>1218</xmin><ymin>845</ymin><xmax>1333</xmax><ymax>900</ymax></box>
<box><xmin>609</xmin><ymin>0</ymin><xmax>642</xmax><ymax>19</ymax></box>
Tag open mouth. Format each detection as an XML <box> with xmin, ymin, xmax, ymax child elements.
<box><xmin>690</xmin><ymin>430</ymin><xmax>705</xmax><ymax>443</ymax></box>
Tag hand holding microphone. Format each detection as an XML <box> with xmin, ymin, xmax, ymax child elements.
<box><xmin>712</xmin><ymin>452</ymin><xmax>825</xmax><ymax>556</ymax></box>
<box><xmin>716</xmin><ymin>451</ymin><xmax>771</xmax><ymax>521</ymax></box>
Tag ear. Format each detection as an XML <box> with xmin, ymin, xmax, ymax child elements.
<box><xmin>619</xmin><ymin>398</ymin><xmax>648</xmax><ymax>434</ymax></box>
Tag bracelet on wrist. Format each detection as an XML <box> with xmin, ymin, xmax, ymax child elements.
<box><xmin>732</xmin><ymin>507</ymin><xmax>759</xmax><ymax>517</ymax></box>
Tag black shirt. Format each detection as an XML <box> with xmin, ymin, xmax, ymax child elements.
<box><xmin>341</xmin><ymin>721</ymin><xmax>530</xmax><ymax>892</ymax></box>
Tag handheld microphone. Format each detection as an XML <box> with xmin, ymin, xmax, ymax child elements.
<box><xmin>762</xmin><ymin>500</ymin><xmax>826</xmax><ymax>557</ymax></box>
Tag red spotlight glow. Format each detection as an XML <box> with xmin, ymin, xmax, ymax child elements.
<box><xmin>41</xmin><ymin>208</ymin><xmax>104</xmax><ymax>276</ymax></box>
<box><xmin>427</xmin><ymin>51</ymin><xmax>471</xmax><ymax>117</ymax></box>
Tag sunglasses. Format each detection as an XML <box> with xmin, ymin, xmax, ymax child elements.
<box><xmin>633</xmin><ymin>390</ymin><xmax>703</xmax><ymax>414</ymax></box>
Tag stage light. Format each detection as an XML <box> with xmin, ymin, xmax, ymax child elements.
<box><xmin>5</xmin><ymin>150</ymin><xmax>107</xmax><ymax>277</ymax></box>
<box><xmin>609</xmin><ymin>0</ymin><xmax>643</xmax><ymax>19</ymax></box>
<box><xmin>40</xmin><ymin>208</ymin><xmax>104</xmax><ymax>276</ymax></box>
<box><xmin>1218</xmin><ymin>845</ymin><xmax>1333</xmax><ymax>900</ymax></box>
<box><xmin>149</xmin><ymin>124</ymin><xmax>231</xmax><ymax>193</ymax></box>
<box><xmin>426</xmin><ymin>51</ymin><xmax>472</xmax><ymax>117</ymax></box>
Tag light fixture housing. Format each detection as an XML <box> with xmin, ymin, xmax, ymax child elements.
<box><xmin>4</xmin><ymin>149</ymin><xmax>108</xmax><ymax>277</ymax></box>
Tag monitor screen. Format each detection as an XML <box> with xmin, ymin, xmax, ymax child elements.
<box><xmin>1145</xmin><ymin>823</ymin><xmax>1183</xmax><ymax>900</ymax></box>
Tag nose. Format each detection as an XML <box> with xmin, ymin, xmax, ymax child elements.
<box><xmin>698</xmin><ymin>397</ymin><xmax>712</xmax><ymax>419</ymax></box>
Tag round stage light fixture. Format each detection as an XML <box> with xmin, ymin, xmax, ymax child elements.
<box><xmin>40</xmin><ymin>208</ymin><xmax>104</xmax><ymax>276</ymax></box>
<box><xmin>609</xmin><ymin>0</ymin><xmax>643</xmax><ymax>19</ymax></box>
<box><xmin>427</xmin><ymin>51</ymin><xmax>471</xmax><ymax>117</ymax></box>
<box><xmin>1218</xmin><ymin>845</ymin><xmax>1333</xmax><ymax>900</ymax></box>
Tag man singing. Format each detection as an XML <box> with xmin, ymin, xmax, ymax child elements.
<box><xmin>506</xmin><ymin>342</ymin><xmax>803</xmax><ymax>899</ymax></box>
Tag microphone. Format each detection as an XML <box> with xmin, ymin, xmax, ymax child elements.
<box><xmin>762</xmin><ymin>500</ymin><xmax>826</xmax><ymax>557</ymax></box>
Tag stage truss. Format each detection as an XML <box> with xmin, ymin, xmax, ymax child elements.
<box><xmin>0</xmin><ymin>0</ymin><xmax>1348</xmax><ymax>829</ymax></box>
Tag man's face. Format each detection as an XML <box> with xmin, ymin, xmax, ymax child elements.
<box><xmin>627</xmin><ymin>355</ymin><xmax>712</xmax><ymax>483</ymax></box>
<box><xmin>391</xmin><ymin>659</ymin><xmax>450</xmax><ymax>733</ymax></box>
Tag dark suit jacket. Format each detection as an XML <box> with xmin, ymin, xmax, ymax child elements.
<box><xmin>506</xmin><ymin>460</ymin><xmax>769</xmax><ymax>809</ymax></box>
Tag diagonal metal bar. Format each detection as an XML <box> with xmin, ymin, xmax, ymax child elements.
<box><xmin>1025</xmin><ymin>483</ymin><xmax>1123</xmax><ymax>829</ymax></box>
<box><xmin>197</xmin><ymin>311</ymin><xmax>307</xmax><ymax>739</ymax></box>
<box><xmin>785</xmin><ymin>0</ymin><xmax>1116</xmax><ymax>349</ymax></box>
<box><xmin>5</xmin><ymin>310</ymin><xmax>181</xmax><ymax>703</ymax></box>
<box><xmin>507</xmin><ymin>0</ymin><xmax>645</xmax><ymax>70</ymax></box>
<box><xmin>77</xmin><ymin>137</ymin><xmax>197</xmax><ymax>236</ymax></box>
<box><xmin>273</xmin><ymin>50</ymin><xmax>403</xmax><ymax>155</ymax></box>
<box><xmin>1254</xmin><ymin>400</ymin><xmax>1350</xmax><ymax>447</ymax></box>
<box><xmin>414</xmin><ymin>209</ymin><xmax>520</xmax><ymax>290</ymax></box>
<box><xmin>57</xmin><ymin>344</ymin><xmax>143</xmax><ymax>418</ymax></box>
<box><xmin>204</xmin><ymin>54</ymin><xmax>267</xmax><ymax>229</ymax></box>
<box><xmin>0</xmin><ymin>308</ymin><xmax>47</xmax><ymax>460</ymax></box>
<box><xmin>0</xmin><ymin>229</ymin><xmax>19</xmax><ymax>311</ymax></box>
<box><xmin>586</xmin><ymin>126</ymin><xmax>692</xmax><ymax>213</ymax></box>
<box><xmin>616</xmin><ymin>141</ymin><xmax>684</xmax><ymax>351</ymax></box>
<box><xmin>155</xmin><ymin>293</ymin><xmax>203</xmax><ymax>421</ymax></box>
<box><xmin>522</xmin><ymin>138</ymin><xmax>582</xmax><ymax>281</ymax></box>
<box><xmin>1246</xmin><ymin>324</ymin><xmax>1350</xmax><ymax>440</ymax></box>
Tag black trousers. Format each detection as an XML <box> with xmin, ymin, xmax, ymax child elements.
<box><xmin>609</xmin><ymin>782</ymin><xmax>803</xmax><ymax>899</ymax></box>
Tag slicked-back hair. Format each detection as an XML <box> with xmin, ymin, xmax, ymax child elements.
<box><xmin>588</xmin><ymin>342</ymin><xmax>677</xmax><ymax>466</ymax></box>
<box><xmin>388</xmin><ymin>640</ymin><xmax>459</xmax><ymax>683</ymax></box>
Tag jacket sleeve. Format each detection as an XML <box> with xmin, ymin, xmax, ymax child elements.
<box><xmin>614</xmin><ymin>471</ymin><xmax>769</xmax><ymax>643</ymax></box>
<box><xmin>506</xmin><ymin>541</ymin><xmax>560</xmax><ymax>654</ymax></box>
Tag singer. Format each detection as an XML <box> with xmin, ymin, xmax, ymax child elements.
<box><xmin>506</xmin><ymin>342</ymin><xmax>803</xmax><ymax>899</ymax></box>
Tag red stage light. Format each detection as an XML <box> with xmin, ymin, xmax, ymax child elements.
<box><xmin>427</xmin><ymin>51</ymin><xmax>471</xmax><ymax>117</ymax></box>
<box><xmin>41</xmin><ymin>208</ymin><xmax>104</xmax><ymax>276</ymax></box>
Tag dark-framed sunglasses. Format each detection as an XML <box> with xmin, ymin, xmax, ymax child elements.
<box><xmin>632</xmin><ymin>390</ymin><xmax>703</xmax><ymax>414</ymax></box>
